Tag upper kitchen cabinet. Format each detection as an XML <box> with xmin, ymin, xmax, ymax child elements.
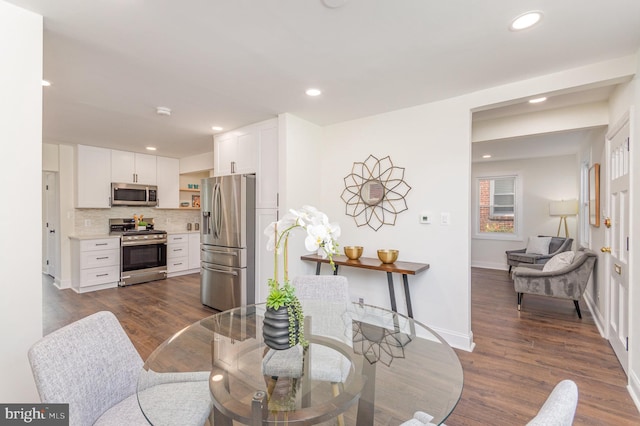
<box><xmin>213</xmin><ymin>118</ymin><xmax>279</xmax><ymax>209</ymax></box>
<box><xmin>76</xmin><ymin>145</ymin><xmax>111</xmax><ymax>208</ymax></box>
<box><xmin>111</xmin><ymin>150</ymin><xmax>157</xmax><ymax>185</ymax></box>
<box><xmin>214</xmin><ymin>130</ymin><xmax>257</xmax><ymax>176</ymax></box>
<box><xmin>156</xmin><ymin>156</ymin><xmax>180</xmax><ymax>208</ymax></box>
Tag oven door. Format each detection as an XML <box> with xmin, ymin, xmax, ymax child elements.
<box><xmin>120</xmin><ymin>241</ymin><xmax>167</xmax><ymax>285</ymax></box>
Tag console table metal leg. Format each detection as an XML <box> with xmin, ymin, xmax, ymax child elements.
<box><xmin>386</xmin><ymin>272</ymin><xmax>397</xmax><ymax>313</ymax></box>
<box><xmin>315</xmin><ymin>262</ymin><xmax>321</xmax><ymax>275</ymax></box>
<box><xmin>402</xmin><ymin>274</ymin><xmax>413</xmax><ymax>318</ymax></box>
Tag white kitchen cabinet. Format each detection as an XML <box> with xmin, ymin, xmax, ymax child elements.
<box><xmin>214</xmin><ymin>128</ymin><xmax>258</xmax><ymax>176</ymax></box>
<box><xmin>76</xmin><ymin>145</ymin><xmax>112</xmax><ymax>208</ymax></box>
<box><xmin>213</xmin><ymin>118</ymin><xmax>279</xmax><ymax>209</ymax></box>
<box><xmin>189</xmin><ymin>233</ymin><xmax>201</xmax><ymax>269</ymax></box>
<box><xmin>111</xmin><ymin>150</ymin><xmax>157</xmax><ymax>184</ymax></box>
<box><xmin>156</xmin><ymin>156</ymin><xmax>180</xmax><ymax>208</ymax></box>
<box><xmin>70</xmin><ymin>237</ymin><xmax>120</xmax><ymax>293</ymax></box>
<box><xmin>167</xmin><ymin>233</ymin><xmax>199</xmax><ymax>277</ymax></box>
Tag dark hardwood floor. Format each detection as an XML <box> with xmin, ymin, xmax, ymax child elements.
<box><xmin>43</xmin><ymin>269</ymin><xmax>640</xmax><ymax>425</ymax></box>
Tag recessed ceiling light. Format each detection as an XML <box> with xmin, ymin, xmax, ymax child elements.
<box><xmin>211</xmin><ymin>126</ymin><xmax>223</xmax><ymax>131</ymax></box>
<box><xmin>145</xmin><ymin>146</ymin><xmax>157</xmax><ymax>151</ymax></box>
<box><xmin>156</xmin><ymin>106</ymin><xmax>171</xmax><ymax>116</ymax></box>
<box><xmin>41</xmin><ymin>80</ymin><xmax>51</xmax><ymax>87</ymax></box>
<box><xmin>482</xmin><ymin>154</ymin><xmax>492</xmax><ymax>159</ymax></box>
<box><xmin>510</xmin><ymin>11</ymin><xmax>543</xmax><ymax>31</ymax></box>
<box><xmin>305</xmin><ymin>88</ymin><xmax>322</xmax><ymax>97</ymax></box>
<box><xmin>529</xmin><ymin>97</ymin><xmax>547</xmax><ymax>104</ymax></box>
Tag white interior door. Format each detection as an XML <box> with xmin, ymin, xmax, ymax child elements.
<box><xmin>606</xmin><ymin>116</ymin><xmax>630</xmax><ymax>374</ymax></box>
<box><xmin>43</xmin><ymin>172</ymin><xmax>59</xmax><ymax>277</ymax></box>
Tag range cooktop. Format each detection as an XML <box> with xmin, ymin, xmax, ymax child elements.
<box><xmin>109</xmin><ymin>218</ymin><xmax>166</xmax><ymax>236</ymax></box>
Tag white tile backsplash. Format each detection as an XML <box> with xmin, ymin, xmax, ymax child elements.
<box><xmin>74</xmin><ymin>207</ymin><xmax>200</xmax><ymax>235</ymax></box>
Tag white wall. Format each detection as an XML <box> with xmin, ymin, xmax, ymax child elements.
<box><xmin>179</xmin><ymin>151</ymin><xmax>214</xmax><ymax>174</ymax></box>
<box><xmin>315</xmin><ymin>98</ymin><xmax>474</xmax><ymax>350</ymax></box>
<box><xmin>472</xmin><ymin>154</ymin><xmax>580</xmax><ymax>270</ymax></box>
<box><xmin>0</xmin><ymin>0</ymin><xmax>42</xmax><ymax>401</ymax></box>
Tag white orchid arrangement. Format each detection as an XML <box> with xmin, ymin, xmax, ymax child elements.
<box><xmin>264</xmin><ymin>205</ymin><xmax>340</xmax><ymax>347</ymax></box>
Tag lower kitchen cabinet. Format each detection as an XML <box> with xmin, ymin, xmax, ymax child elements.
<box><xmin>167</xmin><ymin>233</ymin><xmax>200</xmax><ymax>277</ymax></box>
<box><xmin>70</xmin><ymin>236</ymin><xmax>121</xmax><ymax>293</ymax></box>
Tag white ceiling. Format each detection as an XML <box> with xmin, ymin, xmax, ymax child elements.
<box><xmin>7</xmin><ymin>0</ymin><xmax>640</xmax><ymax>159</ymax></box>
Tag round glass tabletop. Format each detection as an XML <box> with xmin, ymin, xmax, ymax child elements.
<box><xmin>137</xmin><ymin>302</ymin><xmax>463</xmax><ymax>425</ymax></box>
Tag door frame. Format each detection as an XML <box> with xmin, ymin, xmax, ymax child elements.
<box><xmin>42</xmin><ymin>171</ymin><xmax>60</xmax><ymax>278</ymax></box>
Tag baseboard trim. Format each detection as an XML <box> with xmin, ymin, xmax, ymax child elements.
<box><xmin>629</xmin><ymin>370</ymin><xmax>640</xmax><ymax>414</ymax></box>
<box><xmin>582</xmin><ymin>291</ymin><xmax>606</xmax><ymax>338</ymax></box>
<box><xmin>428</xmin><ymin>325</ymin><xmax>475</xmax><ymax>352</ymax></box>
<box><xmin>471</xmin><ymin>261</ymin><xmax>508</xmax><ymax>271</ymax></box>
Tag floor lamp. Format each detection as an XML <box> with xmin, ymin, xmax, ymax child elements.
<box><xmin>549</xmin><ymin>200</ymin><xmax>578</xmax><ymax>237</ymax></box>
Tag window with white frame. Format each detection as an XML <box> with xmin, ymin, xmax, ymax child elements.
<box><xmin>475</xmin><ymin>174</ymin><xmax>521</xmax><ymax>239</ymax></box>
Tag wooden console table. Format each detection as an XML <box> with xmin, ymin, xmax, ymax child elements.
<box><xmin>300</xmin><ymin>254</ymin><xmax>430</xmax><ymax>318</ymax></box>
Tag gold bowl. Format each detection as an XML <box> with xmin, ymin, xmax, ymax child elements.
<box><xmin>344</xmin><ymin>246</ymin><xmax>363</xmax><ymax>260</ymax></box>
<box><xmin>377</xmin><ymin>249</ymin><xmax>399</xmax><ymax>264</ymax></box>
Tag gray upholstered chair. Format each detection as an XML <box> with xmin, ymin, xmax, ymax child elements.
<box><xmin>262</xmin><ymin>275</ymin><xmax>351</xmax><ymax>426</ymax></box>
<box><xmin>526</xmin><ymin>380</ymin><xmax>578</xmax><ymax>425</ymax></box>
<box><xmin>400</xmin><ymin>380</ymin><xmax>578</xmax><ymax>426</ymax></box>
<box><xmin>506</xmin><ymin>236</ymin><xmax>574</xmax><ymax>273</ymax></box>
<box><xmin>28</xmin><ymin>311</ymin><xmax>211</xmax><ymax>426</ymax></box>
<box><xmin>512</xmin><ymin>249</ymin><xmax>597</xmax><ymax>318</ymax></box>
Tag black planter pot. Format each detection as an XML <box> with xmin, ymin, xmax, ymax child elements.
<box><xmin>263</xmin><ymin>305</ymin><xmax>298</xmax><ymax>350</ymax></box>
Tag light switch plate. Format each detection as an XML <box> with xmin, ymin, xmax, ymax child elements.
<box><xmin>441</xmin><ymin>212</ymin><xmax>450</xmax><ymax>225</ymax></box>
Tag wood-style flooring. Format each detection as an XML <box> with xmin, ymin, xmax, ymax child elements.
<box><xmin>42</xmin><ymin>269</ymin><xmax>640</xmax><ymax>425</ymax></box>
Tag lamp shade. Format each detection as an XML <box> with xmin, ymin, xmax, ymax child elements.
<box><xmin>549</xmin><ymin>200</ymin><xmax>578</xmax><ymax>216</ymax></box>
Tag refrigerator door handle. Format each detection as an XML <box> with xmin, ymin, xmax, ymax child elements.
<box><xmin>213</xmin><ymin>183</ymin><xmax>222</xmax><ymax>239</ymax></box>
<box><xmin>202</xmin><ymin>249</ymin><xmax>239</xmax><ymax>257</ymax></box>
<box><xmin>202</xmin><ymin>265</ymin><xmax>239</xmax><ymax>276</ymax></box>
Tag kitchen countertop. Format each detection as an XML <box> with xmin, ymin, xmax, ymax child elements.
<box><xmin>167</xmin><ymin>230</ymin><xmax>200</xmax><ymax>235</ymax></box>
<box><xmin>69</xmin><ymin>234</ymin><xmax>120</xmax><ymax>240</ymax></box>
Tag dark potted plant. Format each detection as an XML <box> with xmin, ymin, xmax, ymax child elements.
<box><xmin>262</xmin><ymin>206</ymin><xmax>340</xmax><ymax>350</ymax></box>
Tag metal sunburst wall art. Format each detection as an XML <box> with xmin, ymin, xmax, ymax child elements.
<box><xmin>341</xmin><ymin>155</ymin><xmax>411</xmax><ymax>231</ymax></box>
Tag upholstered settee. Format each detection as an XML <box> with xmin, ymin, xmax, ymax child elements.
<box><xmin>506</xmin><ymin>236</ymin><xmax>573</xmax><ymax>273</ymax></box>
<box><xmin>512</xmin><ymin>248</ymin><xmax>597</xmax><ymax>318</ymax></box>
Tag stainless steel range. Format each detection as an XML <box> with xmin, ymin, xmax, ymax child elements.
<box><xmin>109</xmin><ymin>218</ymin><xmax>167</xmax><ymax>286</ymax></box>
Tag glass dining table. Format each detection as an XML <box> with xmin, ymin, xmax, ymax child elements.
<box><xmin>137</xmin><ymin>302</ymin><xmax>463</xmax><ymax>426</ymax></box>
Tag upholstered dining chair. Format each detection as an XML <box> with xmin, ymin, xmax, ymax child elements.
<box><xmin>526</xmin><ymin>379</ymin><xmax>579</xmax><ymax>425</ymax></box>
<box><xmin>400</xmin><ymin>380</ymin><xmax>578</xmax><ymax>426</ymax></box>
<box><xmin>294</xmin><ymin>275</ymin><xmax>351</xmax><ymax>426</ymax></box>
<box><xmin>28</xmin><ymin>311</ymin><xmax>211</xmax><ymax>426</ymax></box>
<box><xmin>262</xmin><ymin>275</ymin><xmax>351</xmax><ymax>425</ymax></box>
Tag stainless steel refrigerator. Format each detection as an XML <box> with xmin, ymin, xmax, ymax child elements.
<box><xmin>200</xmin><ymin>174</ymin><xmax>256</xmax><ymax>311</ymax></box>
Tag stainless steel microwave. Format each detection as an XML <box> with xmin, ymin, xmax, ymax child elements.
<box><xmin>111</xmin><ymin>183</ymin><xmax>158</xmax><ymax>207</ymax></box>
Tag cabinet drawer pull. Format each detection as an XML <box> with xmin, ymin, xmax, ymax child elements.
<box><xmin>95</xmin><ymin>243</ymin><xmax>108</xmax><ymax>246</ymax></box>
<box><xmin>174</xmin><ymin>248</ymin><xmax>183</xmax><ymax>252</ymax></box>
<box><xmin>96</xmin><ymin>256</ymin><xmax>109</xmax><ymax>260</ymax></box>
<box><xmin>174</xmin><ymin>262</ymin><xmax>183</xmax><ymax>266</ymax></box>
<box><xmin>96</xmin><ymin>273</ymin><xmax>109</xmax><ymax>277</ymax></box>
<box><xmin>174</xmin><ymin>237</ymin><xmax>183</xmax><ymax>240</ymax></box>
